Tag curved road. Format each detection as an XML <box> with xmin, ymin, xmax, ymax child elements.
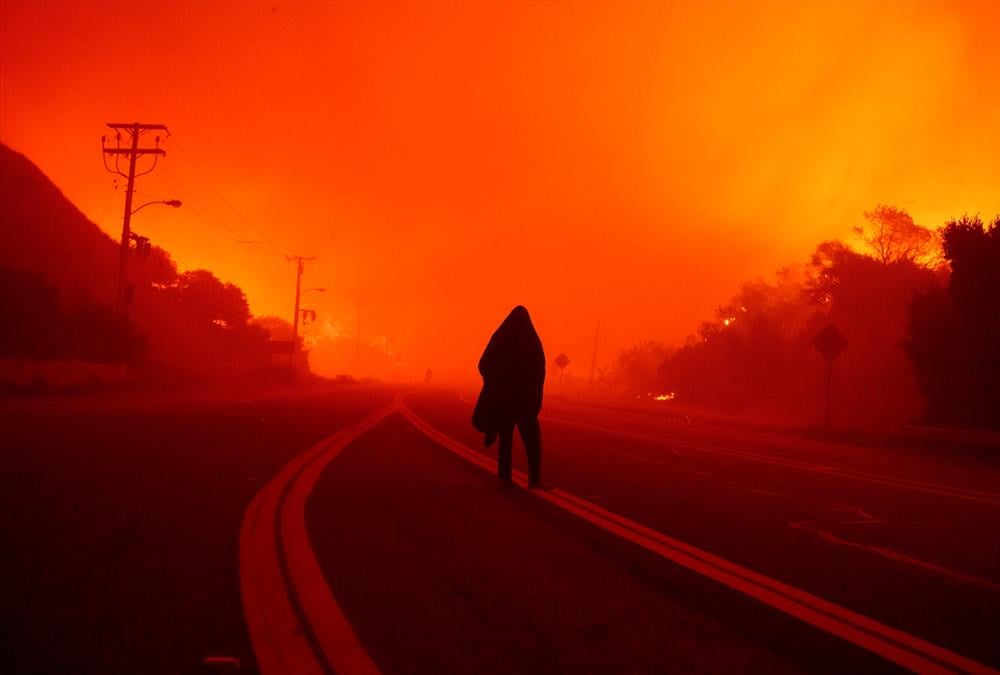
<box><xmin>4</xmin><ymin>383</ymin><xmax>998</xmax><ymax>673</ymax></box>
<box><xmin>245</xmin><ymin>388</ymin><xmax>1000</xmax><ymax>673</ymax></box>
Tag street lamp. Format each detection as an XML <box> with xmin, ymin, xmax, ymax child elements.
<box><xmin>293</xmin><ymin>287</ymin><xmax>325</xmax><ymax>347</ymax></box>
<box><xmin>116</xmin><ymin>199</ymin><xmax>182</xmax><ymax>314</ymax></box>
<box><xmin>131</xmin><ymin>198</ymin><xmax>182</xmax><ymax>215</ymax></box>
<box><xmin>129</xmin><ymin>200</ymin><xmax>182</xmax><ymax>255</ymax></box>
<box><xmin>299</xmin><ymin>288</ymin><xmax>326</xmax><ymax>327</ymax></box>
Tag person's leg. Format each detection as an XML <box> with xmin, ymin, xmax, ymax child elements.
<box><xmin>497</xmin><ymin>423</ymin><xmax>514</xmax><ymax>481</ymax></box>
<box><xmin>518</xmin><ymin>416</ymin><xmax>542</xmax><ymax>487</ymax></box>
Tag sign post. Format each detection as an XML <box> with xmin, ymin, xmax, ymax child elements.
<box><xmin>812</xmin><ymin>322</ymin><xmax>848</xmax><ymax>429</ymax></box>
<box><xmin>554</xmin><ymin>352</ymin><xmax>570</xmax><ymax>385</ymax></box>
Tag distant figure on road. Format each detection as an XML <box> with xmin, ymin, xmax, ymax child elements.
<box><xmin>473</xmin><ymin>305</ymin><xmax>546</xmax><ymax>488</ymax></box>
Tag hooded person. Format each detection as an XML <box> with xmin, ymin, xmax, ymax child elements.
<box><xmin>473</xmin><ymin>305</ymin><xmax>546</xmax><ymax>487</ymax></box>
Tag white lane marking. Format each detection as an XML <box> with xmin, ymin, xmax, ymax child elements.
<box><xmin>544</xmin><ymin>414</ymin><xmax>1000</xmax><ymax>507</ymax></box>
<box><xmin>725</xmin><ymin>483</ymin><xmax>1000</xmax><ymax>589</ymax></box>
<box><xmin>787</xmin><ymin>518</ymin><xmax>1000</xmax><ymax>592</ymax></box>
<box><xmin>241</xmin><ymin>403</ymin><xmax>395</xmax><ymax>675</ymax></box>
<box><xmin>458</xmin><ymin>391</ymin><xmax>1000</xmax><ymax>506</ymax></box>
<box><xmin>399</xmin><ymin>399</ymin><xmax>999</xmax><ymax>675</ymax></box>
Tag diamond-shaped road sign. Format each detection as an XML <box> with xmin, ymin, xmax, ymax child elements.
<box><xmin>813</xmin><ymin>322</ymin><xmax>848</xmax><ymax>361</ymax></box>
<box><xmin>554</xmin><ymin>353</ymin><xmax>570</xmax><ymax>371</ymax></box>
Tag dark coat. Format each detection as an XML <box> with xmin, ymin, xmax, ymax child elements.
<box><xmin>472</xmin><ymin>306</ymin><xmax>546</xmax><ymax>433</ymax></box>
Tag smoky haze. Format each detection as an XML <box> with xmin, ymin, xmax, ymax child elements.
<box><xmin>2</xmin><ymin>1</ymin><xmax>999</xmax><ymax>383</ymax></box>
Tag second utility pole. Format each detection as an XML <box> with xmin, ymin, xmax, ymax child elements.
<box><xmin>589</xmin><ymin>318</ymin><xmax>601</xmax><ymax>388</ymax></box>
<box><xmin>287</xmin><ymin>255</ymin><xmax>316</xmax><ymax>362</ymax></box>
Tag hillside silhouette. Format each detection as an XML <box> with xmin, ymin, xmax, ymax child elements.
<box><xmin>0</xmin><ymin>143</ymin><xmax>275</xmax><ymax>383</ymax></box>
<box><xmin>0</xmin><ymin>144</ymin><xmax>118</xmax><ymax>306</ymax></box>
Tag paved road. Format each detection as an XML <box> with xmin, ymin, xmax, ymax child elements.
<box><xmin>391</xmin><ymin>389</ymin><xmax>1000</xmax><ymax>671</ymax></box>
<box><xmin>1</xmin><ymin>384</ymin><xmax>394</xmax><ymax>675</ymax></box>
<box><xmin>4</xmin><ymin>383</ymin><xmax>999</xmax><ymax>673</ymax></box>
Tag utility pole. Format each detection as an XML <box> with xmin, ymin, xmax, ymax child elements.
<box><xmin>287</xmin><ymin>255</ymin><xmax>316</xmax><ymax>365</ymax></box>
<box><xmin>356</xmin><ymin>300</ymin><xmax>362</xmax><ymax>374</ymax></box>
<box><xmin>589</xmin><ymin>318</ymin><xmax>601</xmax><ymax>387</ymax></box>
<box><xmin>102</xmin><ymin>122</ymin><xmax>168</xmax><ymax>315</ymax></box>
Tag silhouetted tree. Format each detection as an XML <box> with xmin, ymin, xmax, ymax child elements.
<box><xmin>811</xmin><ymin>244</ymin><xmax>940</xmax><ymax>424</ymax></box>
<box><xmin>906</xmin><ymin>215</ymin><xmax>1000</xmax><ymax>427</ymax></box>
<box><xmin>252</xmin><ymin>315</ymin><xmax>294</xmax><ymax>341</ymax></box>
<box><xmin>854</xmin><ymin>205</ymin><xmax>940</xmax><ymax>267</ymax></box>
<box><xmin>175</xmin><ymin>270</ymin><xmax>250</xmax><ymax>329</ymax></box>
<box><xmin>612</xmin><ymin>340</ymin><xmax>672</xmax><ymax>394</ymax></box>
<box><xmin>139</xmin><ymin>245</ymin><xmax>178</xmax><ymax>287</ymax></box>
<box><xmin>658</xmin><ymin>267</ymin><xmax>820</xmax><ymax>417</ymax></box>
<box><xmin>805</xmin><ymin>241</ymin><xmax>854</xmax><ymax>305</ymax></box>
<box><xmin>657</xmin><ymin>237</ymin><xmax>940</xmax><ymax>426</ymax></box>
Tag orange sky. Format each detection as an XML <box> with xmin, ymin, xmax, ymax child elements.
<box><xmin>2</xmin><ymin>1</ymin><xmax>999</xmax><ymax>381</ymax></box>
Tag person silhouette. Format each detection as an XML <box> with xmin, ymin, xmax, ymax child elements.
<box><xmin>472</xmin><ymin>305</ymin><xmax>546</xmax><ymax>488</ymax></box>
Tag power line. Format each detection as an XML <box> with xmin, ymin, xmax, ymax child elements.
<box><xmin>154</xmin><ymin>163</ymin><xmax>249</xmax><ymax>241</ymax></box>
<box><xmin>144</xmin><ymin>171</ymin><xmax>256</xmax><ymax>264</ymax></box>
<box><xmin>155</xmin><ymin>162</ymin><xmax>290</xmax><ymax>264</ymax></box>
<box><xmin>170</xmin><ymin>135</ymin><xmax>292</xmax><ymax>254</ymax></box>
<box><xmin>95</xmin><ymin>177</ymin><xmax>120</xmax><ymax>229</ymax></box>
<box><xmin>150</xmin><ymin>169</ymin><xmax>293</xmax><ymax>289</ymax></box>
<box><xmin>157</xmin><ymin>188</ymin><xmax>241</xmax><ymax>252</ymax></box>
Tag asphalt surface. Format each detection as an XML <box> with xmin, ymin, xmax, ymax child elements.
<box><xmin>1</xmin><ymin>383</ymin><xmax>394</xmax><ymax>675</ymax></box>
<box><xmin>3</xmin><ymin>383</ymin><xmax>999</xmax><ymax>673</ymax></box>
<box><xmin>308</xmin><ymin>413</ymin><xmax>883</xmax><ymax>674</ymax></box>
<box><xmin>399</xmin><ymin>390</ymin><xmax>1000</xmax><ymax>669</ymax></box>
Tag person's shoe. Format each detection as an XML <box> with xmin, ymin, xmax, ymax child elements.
<box><xmin>484</xmin><ymin>430</ymin><xmax>497</xmax><ymax>447</ymax></box>
<box><xmin>527</xmin><ymin>480</ymin><xmax>549</xmax><ymax>490</ymax></box>
<box><xmin>498</xmin><ymin>473</ymin><xmax>513</xmax><ymax>484</ymax></box>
